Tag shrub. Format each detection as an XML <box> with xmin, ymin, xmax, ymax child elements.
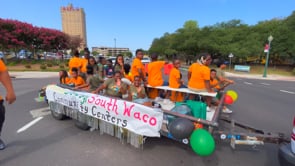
<box><xmin>59</xmin><ymin>65</ymin><xmax>65</xmax><ymax>69</ymax></box>
<box><xmin>47</xmin><ymin>63</ymin><xmax>53</xmax><ymax>67</ymax></box>
<box><xmin>40</xmin><ymin>64</ymin><xmax>47</xmax><ymax>70</ymax></box>
<box><xmin>8</xmin><ymin>61</ymin><xmax>17</xmax><ymax>66</ymax></box>
<box><xmin>25</xmin><ymin>64</ymin><xmax>31</xmax><ymax>69</ymax></box>
<box><xmin>292</xmin><ymin>68</ymin><xmax>295</xmax><ymax>75</ymax></box>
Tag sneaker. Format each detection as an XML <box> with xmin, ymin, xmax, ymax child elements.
<box><xmin>222</xmin><ymin>107</ymin><xmax>233</xmax><ymax>114</ymax></box>
<box><xmin>0</xmin><ymin>138</ymin><xmax>6</xmax><ymax>150</ymax></box>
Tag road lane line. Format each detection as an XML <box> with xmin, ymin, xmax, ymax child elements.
<box><xmin>17</xmin><ymin>117</ymin><xmax>43</xmax><ymax>133</ymax></box>
<box><xmin>280</xmin><ymin>90</ymin><xmax>295</xmax><ymax>94</ymax></box>
<box><xmin>244</xmin><ymin>82</ymin><xmax>253</xmax><ymax>85</ymax></box>
<box><xmin>260</xmin><ymin>83</ymin><xmax>270</xmax><ymax>86</ymax></box>
<box><xmin>30</xmin><ymin>107</ymin><xmax>50</xmax><ymax>118</ymax></box>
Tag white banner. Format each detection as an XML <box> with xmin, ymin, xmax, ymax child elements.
<box><xmin>46</xmin><ymin>85</ymin><xmax>163</xmax><ymax>137</ymax></box>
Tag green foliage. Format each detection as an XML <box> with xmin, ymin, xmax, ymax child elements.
<box><xmin>7</xmin><ymin>61</ymin><xmax>17</xmax><ymax>66</ymax></box>
<box><xmin>292</xmin><ymin>68</ymin><xmax>295</xmax><ymax>75</ymax></box>
<box><xmin>149</xmin><ymin>13</ymin><xmax>295</xmax><ymax>65</ymax></box>
<box><xmin>40</xmin><ymin>64</ymin><xmax>47</xmax><ymax>70</ymax></box>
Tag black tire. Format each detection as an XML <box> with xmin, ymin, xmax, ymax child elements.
<box><xmin>74</xmin><ymin>120</ymin><xmax>90</xmax><ymax>130</ymax></box>
<box><xmin>278</xmin><ymin>143</ymin><xmax>295</xmax><ymax>166</ymax></box>
<box><xmin>49</xmin><ymin>102</ymin><xmax>66</xmax><ymax>120</ymax></box>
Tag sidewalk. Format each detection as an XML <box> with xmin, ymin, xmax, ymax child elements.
<box><xmin>180</xmin><ymin>67</ymin><xmax>295</xmax><ymax>82</ymax></box>
<box><xmin>9</xmin><ymin>71</ymin><xmax>58</xmax><ymax>79</ymax></box>
<box><xmin>224</xmin><ymin>72</ymin><xmax>295</xmax><ymax>82</ymax></box>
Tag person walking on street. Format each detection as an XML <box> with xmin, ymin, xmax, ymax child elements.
<box><xmin>0</xmin><ymin>59</ymin><xmax>16</xmax><ymax>150</ymax></box>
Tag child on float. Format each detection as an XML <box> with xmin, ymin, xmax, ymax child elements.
<box><xmin>104</xmin><ymin>59</ymin><xmax>114</xmax><ymax>79</ymax></box>
<box><xmin>169</xmin><ymin>59</ymin><xmax>187</xmax><ymax>102</ymax></box>
<box><xmin>74</xmin><ymin>65</ymin><xmax>104</xmax><ymax>92</ymax></box>
<box><xmin>210</xmin><ymin>69</ymin><xmax>232</xmax><ymax>113</ymax></box>
<box><xmin>92</xmin><ymin>71</ymin><xmax>128</xmax><ymax>98</ymax></box>
<box><xmin>68</xmin><ymin>67</ymin><xmax>86</xmax><ymax>87</ymax></box>
<box><xmin>187</xmin><ymin>53</ymin><xmax>215</xmax><ymax>112</ymax></box>
<box><xmin>59</xmin><ymin>70</ymin><xmax>71</xmax><ymax>84</ymax></box>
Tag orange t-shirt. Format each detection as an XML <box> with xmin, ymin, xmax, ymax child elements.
<box><xmin>169</xmin><ymin>67</ymin><xmax>184</xmax><ymax>102</ymax></box>
<box><xmin>61</xmin><ymin>77</ymin><xmax>71</xmax><ymax>84</ymax></box>
<box><xmin>148</xmin><ymin>61</ymin><xmax>165</xmax><ymax>86</ymax></box>
<box><xmin>169</xmin><ymin>67</ymin><xmax>181</xmax><ymax>88</ymax></box>
<box><xmin>68</xmin><ymin>57</ymin><xmax>82</xmax><ymax>74</ymax></box>
<box><xmin>0</xmin><ymin>60</ymin><xmax>7</xmax><ymax>100</ymax></box>
<box><xmin>69</xmin><ymin>76</ymin><xmax>85</xmax><ymax>86</ymax></box>
<box><xmin>80</xmin><ymin>58</ymin><xmax>88</xmax><ymax>73</ymax></box>
<box><xmin>124</xmin><ymin>72</ymin><xmax>133</xmax><ymax>82</ymax></box>
<box><xmin>131</xmin><ymin>58</ymin><xmax>145</xmax><ymax>80</ymax></box>
<box><xmin>210</xmin><ymin>78</ymin><xmax>220</xmax><ymax>89</ymax></box>
<box><xmin>188</xmin><ymin>63</ymin><xmax>210</xmax><ymax>89</ymax></box>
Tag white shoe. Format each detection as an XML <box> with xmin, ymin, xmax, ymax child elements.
<box><xmin>222</xmin><ymin>108</ymin><xmax>233</xmax><ymax>114</ymax></box>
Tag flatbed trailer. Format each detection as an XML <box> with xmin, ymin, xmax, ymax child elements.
<box><xmin>44</xmin><ymin>84</ymin><xmax>293</xmax><ymax>165</ymax></box>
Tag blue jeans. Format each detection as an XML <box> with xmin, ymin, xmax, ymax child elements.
<box><xmin>162</xmin><ymin>81</ymin><xmax>169</xmax><ymax>86</ymax></box>
<box><xmin>179</xmin><ymin>84</ymin><xmax>187</xmax><ymax>88</ymax></box>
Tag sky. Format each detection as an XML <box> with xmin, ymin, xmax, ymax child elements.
<box><xmin>1</xmin><ymin>0</ymin><xmax>294</xmax><ymax>54</ymax></box>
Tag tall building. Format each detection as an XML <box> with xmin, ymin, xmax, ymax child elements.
<box><xmin>61</xmin><ymin>4</ymin><xmax>87</xmax><ymax>49</ymax></box>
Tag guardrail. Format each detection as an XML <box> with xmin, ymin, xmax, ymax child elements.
<box><xmin>234</xmin><ymin>65</ymin><xmax>250</xmax><ymax>72</ymax></box>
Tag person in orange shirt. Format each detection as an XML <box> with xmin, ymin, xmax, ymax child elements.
<box><xmin>69</xmin><ymin>67</ymin><xmax>86</xmax><ymax>87</ymax></box>
<box><xmin>131</xmin><ymin>49</ymin><xmax>146</xmax><ymax>83</ymax></box>
<box><xmin>147</xmin><ymin>53</ymin><xmax>168</xmax><ymax>86</ymax></box>
<box><xmin>68</xmin><ymin>50</ymin><xmax>82</xmax><ymax>75</ymax></box>
<box><xmin>147</xmin><ymin>53</ymin><xmax>169</xmax><ymax>99</ymax></box>
<box><xmin>209</xmin><ymin>69</ymin><xmax>221</xmax><ymax>92</ymax></box>
<box><xmin>123</xmin><ymin>64</ymin><xmax>133</xmax><ymax>82</ymax></box>
<box><xmin>169</xmin><ymin>59</ymin><xmax>186</xmax><ymax>102</ymax></box>
<box><xmin>79</xmin><ymin>49</ymin><xmax>90</xmax><ymax>81</ymax></box>
<box><xmin>210</xmin><ymin>69</ymin><xmax>232</xmax><ymax>114</ymax></box>
<box><xmin>0</xmin><ymin>59</ymin><xmax>16</xmax><ymax>150</ymax></box>
<box><xmin>80</xmin><ymin>49</ymin><xmax>90</xmax><ymax>73</ymax></box>
<box><xmin>59</xmin><ymin>70</ymin><xmax>71</xmax><ymax>84</ymax></box>
<box><xmin>187</xmin><ymin>53</ymin><xmax>214</xmax><ymax>111</ymax></box>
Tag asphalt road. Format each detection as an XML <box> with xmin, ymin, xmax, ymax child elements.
<box><xmin>0</xmin><ymin>75</ymin><xmax>293</xmax><ymax>166</ymax></box>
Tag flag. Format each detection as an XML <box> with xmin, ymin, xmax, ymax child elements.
<box><xmin>264</xmin><ymin>44</ymin><xmax>269</xmax><ymax>53</ymax></box>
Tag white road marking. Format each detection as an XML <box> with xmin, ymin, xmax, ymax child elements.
<box><xmin>244</xmin><ymin>82</ymin><xmax>253</xmax><ymax>85</ymax></box>
<box><xmin>280</xmin><ymin>90</ymin><xmax>295</xmax><ymax>94</ymax></box>
<box><xmin>17</xmin><ymin>117</ymin><xmax>43</xmax><ymax>133</ymax></box>
<box><xmin>260</xmin><ymin>83</ymin><xmax>270</xmax><ymax>86</ymax></box>
<box><xmin>30</xmin><ymin>107</ymin><xmax>50</xmax><ymax>118</ymax></box>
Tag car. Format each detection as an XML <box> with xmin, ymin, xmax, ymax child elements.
<box><xmin>141</xmin><ymin>57</ymin><xmax>151</xmax><ymax>64</ymax></box>
<box><xmin>0</xmin><ymin>52</ymin><xmax>4</xmax><ymax>59</ymax></box>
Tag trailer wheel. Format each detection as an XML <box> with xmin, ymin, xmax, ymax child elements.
<box><xmin>278</xmin><ymin>143</ymin><xmax>295</xmax><ymax>166</ymax></box>
<box><xmin>74</xmin><ymin>120</ymin><xmax>90</xmax><ymax>130</ymax></box>
<box><xmin>49</xmin><ymin>102</ymin><xmax>66</xmax><ymax>120</ymax></box>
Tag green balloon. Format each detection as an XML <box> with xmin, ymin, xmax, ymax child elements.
<box><xmin>190</xmin><ymin>129</ymin><xmax>215</xmax><ymax>156</ymax></box>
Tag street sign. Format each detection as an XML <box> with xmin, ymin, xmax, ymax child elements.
<box><xmin>229</xmin><ymin>53</ymin><xmax>234</xmax><ymax>58</ymax></box>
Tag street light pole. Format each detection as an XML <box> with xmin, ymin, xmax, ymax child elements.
<box><xmin>263</xmin><ymin>35</ymin><xmax>273</xmax><ymax>78</ymax></box>
<box><xmin>114</xmin><ymin>38</ymin><xmax>116</xmax><ymax>56</ymax></box>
